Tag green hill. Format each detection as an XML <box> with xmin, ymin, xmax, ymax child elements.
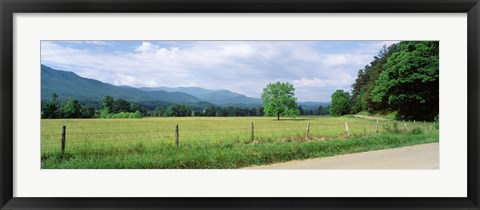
<box><xmin>41</xmin><ymin>65</ymin><xmax>203</xmax><ymax>103</ymax></box>
<box><xmin>140</xmin><ymin>87</ymin><xmax>261</xmax><ymax>105</ymax></box>
<box><xmin>42</xmin><ymin>65</ymin><xmax>330</xmax><ymax>108</ymax></box>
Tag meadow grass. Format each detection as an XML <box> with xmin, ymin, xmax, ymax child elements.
<box><xmin>41</xmin><ymin>116</ymin><xmax>439</xmax><ymax>169</ymax></box>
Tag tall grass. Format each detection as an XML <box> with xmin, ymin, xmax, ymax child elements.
<box><xmin>41</xmin><ymin>116</ymin><xmax>439</xmax><ymax>169</ymax></box>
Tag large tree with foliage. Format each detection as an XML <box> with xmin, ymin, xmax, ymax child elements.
<box><xmin>98</xmin><ymin>96</ymin><xmax>113</xmax><ymax>118</ymax></box>
<box><xmin>261</xmin><ymin>82</ymin><xmax>300</xmax><ymax>120</ymax></box>
<box><xmin>371</xmin><ymin>41</ymin><xmax>439</xmax><ymax>120</ymax></box>
<box><xmin>81</xmin><ymin>104</ymin><xmax>96</xmax><ymax>118</ymax></box>
<box><xmin>329</xmin><ymin>89</ymin><xmax>351</xmax><ymax>116</ymax></box>
<box><xmin>166</xmin><ymin>104</ymin><xmax>192</xmax><ymax>117</ymax></box>
<box><xmin>61</xmin><ymin>98</ymin><xmax>82</xmax><ymax>118</ymax></box>
<box><xmin>101</xmin><ymin>96</ymin><xmax>114</xmax><ymax>112</ymax></box>
<box><xmin>350</xmin><ymin>44</ymin><xmax>399</xmax><ymax>113</ymax></box>
<box><xmin>112</xmin><ymin>98</ymin><xmax>132</xmax><ymax>113</ymax></box>
<box><xmin>42</xmin><ymin>92</ymin><xmax>60</xmax><ymax>118</ymax></box>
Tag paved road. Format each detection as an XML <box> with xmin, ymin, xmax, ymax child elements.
<box><xmin>246</xmin><ymin>143</ymin><xmax>439</xmax><ymax>169</ymax></box>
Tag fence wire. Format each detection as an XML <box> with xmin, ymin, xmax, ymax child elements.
<box><xmin>41</xmin><ymin>119</ymin><xmax>435</xmax><ymax>154</ymax></box>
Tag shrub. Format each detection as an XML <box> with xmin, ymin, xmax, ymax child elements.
<box><xmin>433</xmin><ymin>115</ymin><xmax>439</xmax><ymax>129</ymax></box>
<box><xmin>99</xmin><ymin>109</ymin><xmax>110</xmax><ymax>118</ymax></box>
<box><xmin>119</xmin><ymin>112</ymin><xmax>127</xmax><ymax>118</ymax></box>
<box><xmin>383</xmin><ymin>122</ymin><xmax>400</xmax><ymax>133</ymax></box>
<box><xmin>410</xmin><ymin>127</ymin><xmax>423</xmax><ymax>135</ymax></box>
<box><xmin>134</xmin><ymin>111</ymin><xmax>142</xmax><ymax>118</ymax></box>
<box><xmin>99</xmin><ymin>111</ymin><xmax>142</xmax><ymax>119</ymax></box>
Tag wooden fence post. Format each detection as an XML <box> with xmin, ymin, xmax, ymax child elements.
<box><xmin>175</xmin><ymin>124</ymin><xmax>179</xmax><ymax>148</ymax></box>
<box><xmin>376</xmin><ymin>120</ymin><xmax>379</xmax><ymax>134</ymax></box>
<box><xmin>345</xmin><ymin>122</ymin><xmax>349</xmax><ymax>137</ymax></box>
<box><xmin>250</xmin><ymin>121</ymin><xmax>254</xmax><ymax>144</ymax></box>
<box><xmin>306</xmin><ymin>122</ymin><xmax>310</xmax><ymax>137</ymax></box>
<box><xmin>61</xmin><ymin>125</ymin><xmax>66</xmax><ymax>156</ymax></box>
<box><xmin>404</xmin><ymin>123</ymin><xmax>408</xmax><ymax>131</ymax></box>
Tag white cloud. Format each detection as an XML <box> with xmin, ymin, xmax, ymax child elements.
<box><xmin>112</xmin><ymin>73</ymin><xmax>158</xmax><ymax>87</ymax></box>
<box><xmin>84</xmin><ymin>41</ymin><xmax>111</xmax><ymax>45</ymax></box>
<box><xmin>292</xmin><ymin>73</ymin><xmax>354</xmax><ymax>89</ymax></box>
<box><xmin>41</xmin><ymin>40</ymin><xmax>395</xmax><ymax>101</ymax></box>
<box><xmin>135</xmin><ymin>41</ymin><xmax>157</xmax><ymax>53</ymax></box>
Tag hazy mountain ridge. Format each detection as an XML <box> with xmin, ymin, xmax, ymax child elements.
<box><xmin>41</xmin><ymin>65</ymin><xmax>203</xmax><ymax>103</ymax></box>
<box><xmin>41</xmin><ymin>65</ymin><xmax>330</xmax><ymax>107</ymax></box>
<box><xmin>139</xmin><ymin>87</ymin><xmax>262</xmax><ymax>105</ymax></box>
<box><xmin>140</xmin><ymin>87</ymin><xmax>216</xmax><ymax>96</ymax></box>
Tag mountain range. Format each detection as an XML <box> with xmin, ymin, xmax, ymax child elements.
<box><xmin>139</xmin><ymin>87</ymin><xmax>261</xmax><ymax>105</ymax></box>
<box><xmin>41</xmin><ymin>65</ymin><xmax>202</xmax><ymax>103</ymax></box>
<box><xmin>41</xmin><ymin>65</ymin><xmax>329</xmax><ymax>107</ymax></box>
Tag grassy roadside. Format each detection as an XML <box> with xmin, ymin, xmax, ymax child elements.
<box><xmin>42</xmin><ymin>132</ymin><xmax>438</xmax><ymax>169</ymax></box>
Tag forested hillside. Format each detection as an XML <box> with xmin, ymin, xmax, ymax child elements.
<box><xmin>41</xmin><ymin>65</ymin><xmax>203</xmax><ymax>103</ymax></box>
<box><xmin>350</xmin><ymin>41</ymin><xmax>439</xmax><ymax>120</ymax></box>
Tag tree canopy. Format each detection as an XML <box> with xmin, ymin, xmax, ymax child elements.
<box><xmin>261</xmin><ymin>82</ymin><xmax>300</xmax><ymax>120</ymax></box>
<box><xmin>329</xmin><ymin>89</ymin><xmax>351</xmax><ymax>116</ymax></box>
<box><xmin>371</xmin><ymin>41</ymin><xmax>439</xmax><ymax>120</ymax></box>
<box><xmin>350</xmin><ymin>44</ymin><xmax>399</xmax><ymax>113</ymax></box>
<box><xmin>42</xmin><ymin>93</ymin><xmax>59</xmax><ymax>118</ymax></box>
<box><xmin>61</xmin><ymin>98</ymin><xmax>82</xmax><ymax>118</ymax></box>
<box><xmin>42</xmin><ymin>93</ymin><xmax>96</xmax><ymax>119</ymax></box>
<box><xmin>166</xmin><ymin>104</ymin><xmax>191</xmax><ymax>117</ymax></box>
<box><xmin>350</xmin><ymin>41</ymin><xmax>439</xmax><ymax>120</ymax></box>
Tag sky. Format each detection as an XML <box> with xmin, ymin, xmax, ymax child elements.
<box><xmin>41</xmin><ymin>40</ymin><xmax>398</xmax><ymax>102</ymax></box>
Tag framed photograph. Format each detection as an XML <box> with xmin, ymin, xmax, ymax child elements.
<box><xmin>1</xmin><ymin>0</ymin><xmax>479</xmax><ymax>209</ymax></box>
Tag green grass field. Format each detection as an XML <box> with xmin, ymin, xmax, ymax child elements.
<box><xmin>41</xmin><ymin>116</ymin><xmax>439</xmax><ymax>169</ymax></box>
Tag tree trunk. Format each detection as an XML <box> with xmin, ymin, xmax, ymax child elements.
<box><xmin>277</xmin><ymin>114</ymin><xmax>280</xmax><ymax>120</ymax></box>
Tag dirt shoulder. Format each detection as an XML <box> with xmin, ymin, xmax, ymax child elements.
<box><xmin>353</xmin><ymin>114</ymin><xmax>389</xmax><ymax>121</ymax></box>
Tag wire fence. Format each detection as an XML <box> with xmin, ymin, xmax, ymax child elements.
<box><xmin>41</xmin><ymin>118</ymin><xmax>436</xmax><ymax>154</ymax></box>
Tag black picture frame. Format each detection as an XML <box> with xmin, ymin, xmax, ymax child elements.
<box><xmin>1</xmin><ymin>0</ymin><xmax>479</xmax><ymax>209</ymax></box>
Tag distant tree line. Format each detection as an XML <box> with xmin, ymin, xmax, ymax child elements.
<box><xmin>42</xmin><ymin>93</ymin><xmax>96</xmax><ymax>119</ymax></box>
<box><xmin>97</xmin><ymin>96</ymin><xmax>142</xmax><ymax>118</ymax></box>
<box><xmin>42</xmin><ymin>93</ymin><xmax>329</xmax><ymax>119</ymax></box>
<box><xmin>148</xmin><ymin>104</ymin><xmax>328</xmax><ymax>117</ymax></box>
<box><xmin>42</xmin><ymin>94</ymin><xmax>142</xmax><ymax>119</ymax></box>
<box><xmin>329</xmin><ymin>41</ymin><xmax>439</xmax><ymax>121</ymax></box>
<box><xmin>299</xmin><ymin>105</ymin><xmax>330</xmax><ymax>115</ymax></box>
<box><xmin>148</xmin><ymin>105</ymin><xmax>263</xmax><ymax>117</ymax></box>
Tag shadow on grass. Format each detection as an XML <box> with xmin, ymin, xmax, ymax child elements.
<box><xmin>41</xmin><ymin>152</ymin><xmax>75</xmax><ymax>162</ymax></box>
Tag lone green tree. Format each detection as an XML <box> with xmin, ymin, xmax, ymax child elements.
<box><xmin>261</xmin><ymin>82</ymin><xmax>300</xmax><ymax>120</ymax></box>
<box><xmin>329</xmin><ymin>89</ymin><xmax>351</xmax><ymax>116</ymax></box>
